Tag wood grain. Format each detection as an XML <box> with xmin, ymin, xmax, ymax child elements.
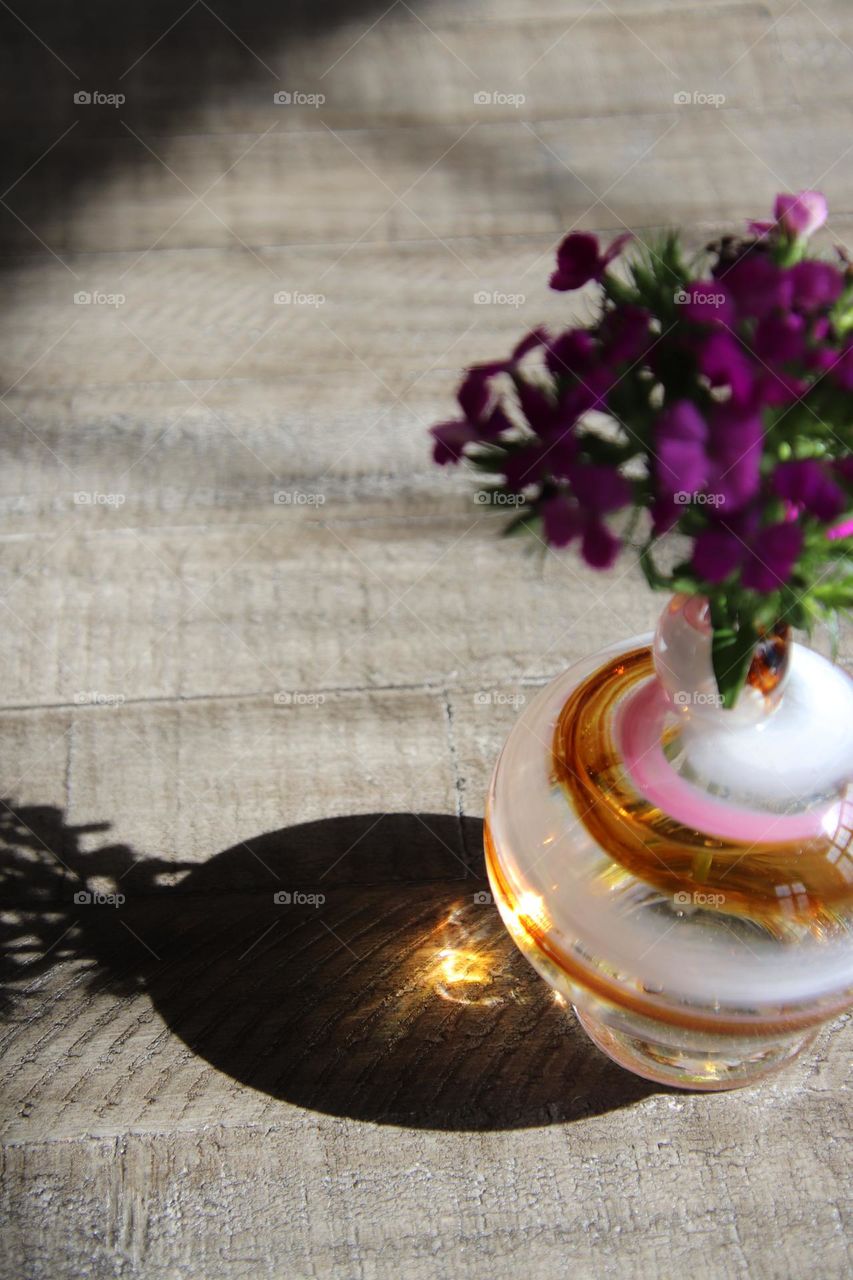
<box><xmin>0</xmin><ymin>0</ymin><xmax>851</xmax><ymax>1277</ymax></box>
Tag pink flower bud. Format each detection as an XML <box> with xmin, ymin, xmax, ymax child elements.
<box><xmin>774</xmin><ymin>190</ymin><xmax>828</xmax><ymax>239</ymax></box>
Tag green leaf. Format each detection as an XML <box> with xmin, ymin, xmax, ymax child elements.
<box><xmin>709</xmin><ymin>598</ymin><xmax>757</xmax><ymax>710</ymax></box>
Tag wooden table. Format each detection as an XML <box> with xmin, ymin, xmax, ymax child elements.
<box><xmin>0</xmin><ymin>1</ymin><xmax>850</xmax><ymax>1275</ymax></box>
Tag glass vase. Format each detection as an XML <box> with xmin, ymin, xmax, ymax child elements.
<box><xmin>485</xmin><ymin>594</ymin><xmax>853</xmax><ymax>1089</ymax></box>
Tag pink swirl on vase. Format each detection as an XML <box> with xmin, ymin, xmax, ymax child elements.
<box><xmin>616</xmin><ymin>679</ymin><xmax>836</xmax><ymax>844</ymax></box>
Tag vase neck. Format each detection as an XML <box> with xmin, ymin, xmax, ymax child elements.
<box><xmin>653</xmin><ymin>594</ymin><xmax>790</xmax><ymax>725</ymax></box>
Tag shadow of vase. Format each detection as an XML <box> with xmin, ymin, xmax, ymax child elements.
<box><xmin>1</xmin><ymin>804</ymin><xmax>659</xmax><ymax>1129</ymax></box>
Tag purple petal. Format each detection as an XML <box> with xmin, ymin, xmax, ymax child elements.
<box><xmin>600</xmin><ymin>231</ymin><xmax>634</xmax><ymax>269</ymax></box>
<box><xmin>697</xmin><ymin>332</ymin><xmax>756</xmax><ymax>402</ymax></box>
<box><xmin>581</xmin><ymin>518</ymin><xmax>620</xmax><ymax>569</ymax></box>
<box><xmin>541</xmin><ymin>495</ymin><xmax>583</xmax><ymax>546</ymax></box>
<box><xmin>545</xmin><ymin>328</ymin><xmax>597</xmax><ymax>377</ymax></box>
<box><xmin>457</xmin><ymin>368</ymin><xmax>493</xmax><ymax>423</ymax></box>
<box><xmin>651</xmin><ymin>495</ymin><xmax>681</xmax><ymax>534</ymax></box>
<box><xmin>753</xmin><ymin>312</ymin><xmax>806</xmax><ymax>364</ymax></box>
<box><xmin>691</xmin><ymin>527</ymin><xmax>744</xmax><ymax>583</ymax></box>
<box><xmin>655</xmin><ymin>400</ymin><xmax>709</xmax><ymax>500</ymax></box>
<box><xmin>601</xmin><ymin>305</ymin><xmax>652</xmax><ymax>364</ymax></box>
<box><xmin>679</xmin><ymin>279</ymin><xmax>735</xmax><ymax>326</ymax></box>
<box><xmin>545</xmin><ymin>427</ymin><xmax>579</xmax><ymax>480</ymax></box>
<box><xmin>831</xmin><ymin>345</ymin><xmax>853</xmax><ymax>391</ymax></box>
<box><xmin>742</xmin><ymin>522</ymin><xmax>803</xmax><ymax>591</ymax></box>
<box><xmin>431</xmin><ymin>421</ymin><xmax>477</xmax><ymax>465</ymax></box>
<box><xmin>789</xmin><ymin>260</ymin><xmax>845</xmax><ymax>312</ymax></box>
<box><xmin>550</xmin><ymin>233</ymin><xmax>601</xmax><ymax>291</ymax></box>
<box><xmin>708</xmin><ymin>403</ymin><xmax>764</xmax><ymax>511</ymax></box>
<box><xmin>504</xmin><ymin>446</ymin><xmax>545</xmax><ymax>492</ymax></box>
<box><xmin>772</xmin><ymin>459</ymin><xmax>846</xmax><ymax>522</ymax></box>
<box><xmin>515</xmin><ymin>378</ymin><xmax>554</xmax><ymax>434</ymax></box>
<box><xmin>568</xmin><ymin>462</ymin><xmax>632</xmax><ymax>514</ymax></box>
<box><xmin>723</xmin><ymin>254</ymin><xmax>793</xmax><ymax>319</ymax></box>
<box><xmin>774</xmin><ymin>190</ymin><xmax>828</xmax><ymax>239</ymax></box>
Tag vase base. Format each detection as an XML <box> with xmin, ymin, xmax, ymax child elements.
<box><xmin>573</xmin><ymin>1006</ymin><xmax>817</xmax><ymax>1091</ymax></box>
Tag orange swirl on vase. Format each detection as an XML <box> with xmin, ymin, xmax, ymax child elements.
<box><xmin>551</xmin><ymin>646</ymin><xmax>853</xmax><ymax>929</ymax></box>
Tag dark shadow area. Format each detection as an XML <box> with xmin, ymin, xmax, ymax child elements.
<box><xmin>0</xmin><ymin>801</ymin><xmax>659</xmax><ymax>1129</ymax></box>
<box><xmin>0</xmin><ymin>0</ymin><xmax>406</xmax><ymax>263</ymax></box>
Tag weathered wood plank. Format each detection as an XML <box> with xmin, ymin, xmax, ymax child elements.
<box><xmin>0</xmin><ymin>1024</ymin><xmax>849</xmax><ymax>1278</ymax></box>
<box><xmin>5</xmin><ymin>211</ymin><xmax>853</xmax><ymax>405</ymax></box>
<box><xmin>0</xmin><ymin>514</ymin><xmax>660</xmax><ymax>707</ymax></box>
<box><xmin>773</xmin><ymin>0</ymin><xmax>853</xmax><ymax>105</ymax></box>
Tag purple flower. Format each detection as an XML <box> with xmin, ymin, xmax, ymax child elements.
<box><xmin>654</xmin><ymin>398</ymin><xmax>763</xmax><ymax>512</ymax></box>
<box><xmin>600</xmin><ymin>304</ymin><xmax>653</xmax><ymax>364</ymax></box>
<box><xmin>430</xmin><ymin>366</ymin><xmax>511</xmax><ymax>463</ymax></box>
<box><xmin>831</xmin><ymin>345</ymin><xmax>853</xmax><ymax>391</ymax></box>
<box><xmin>656</xmin><ymin>401</ymin><xmax>708</xmax><ymax>500</ymax></box>
<box><xmin>568</xmin><ymin>462</ymin><xmax>632</xmax><ymax>514</ymax></box>
<box><xmin>691</xmin><ymin>525</ymin><xmax>744</xmax><ymax>583</ymax></box>
<box><xmin>775</xmin><ymin>190</ymin><xmax>828</xmax><ymax>240</ymax></box>
<box><xmin>430</xmin><ymin>332</ymin><xmax>549</xmax><ymax>464</ymax></box>
<box><xmin>503</xmin><ymin>445</ymin><xmax>547</xmax><ymax>492</ymax></box>
<box><xmin>708</xmin><ymin>402</ymin><xmax>764</xmax><ymax>511</ymax></box>
<box><xmin>541</xmin><ymin>494</ymin><xmax>620</xmax><ymax>568</ymax></box>
<box><xmin>721</xmin><ymin>253</ymin><xmax>792</xmax><ymax>319</ymax></box>
<box><xmin>754</xmin><ymin>312</ymin><xmax>806</xmax><ymax>364</ymax></box>
<box><xmin>692</xmin><ymin>518</ymin><xmax>803</xmax><ymax>591</ymax></box>
<box><xmin>742</xmin><ymin>522</ymin><xmax>804</xmax><ymax>591</ymax></box>
<box><xmin>545</xmin><ymin>328</ymin><xmax>597</xmax><ymax>377</ymax></box>
<box><xmin>772</xmin><ymin>459</ymin><xmax>846</xmax><ymax>522</ymax></box>
<box><xmin>697</xmin><ymin>331</ymin><xmax>756</xmax><ymax>402</ymax></box>
<box><xmin>679</xmin><ymin>280</ymin><xmax>734</xmax><ymax>326</ymax></box>
<box><xmin>550</xmin><ymin>231</ymin><xmax>632</xmax><ymax>292</ymax></box>
<box><xmin>540</xmin><ymin>463</ymin><xmax>631</xmax><ymax>567</ymax></box>
<box><xmin>515</xmin><ymin>378</ymin><xmax>555</xmax><ymax>435</ymax></box>
<box><xmin>581</xmin><ymin>518</ymin><xmax>621</xmax><ymax>569</ymax></box>
<box><xmin>541</xmin><ymin>493</ymin><xmax>583</xmax><ymax>546</ymax></box>
<box><xmin>431</xmin><ymin>420</ymin><xmax>479</xmax><ymax>465</ymax></box>
<box><xmin>789</xmin><ymin>260</ymin><xmax>845</xmax><ymax>312</ymax></box>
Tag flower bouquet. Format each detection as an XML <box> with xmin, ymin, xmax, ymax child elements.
<box><xmin>431</xmin><ymin>191</ymin><xmax>852</xmax><ymax>708</ymax></box>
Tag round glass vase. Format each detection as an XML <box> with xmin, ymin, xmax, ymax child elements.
<box><xmin>485</xmin><ymin>594</ymin><xmax>853</xmax><ymax>1090</ymax></box>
